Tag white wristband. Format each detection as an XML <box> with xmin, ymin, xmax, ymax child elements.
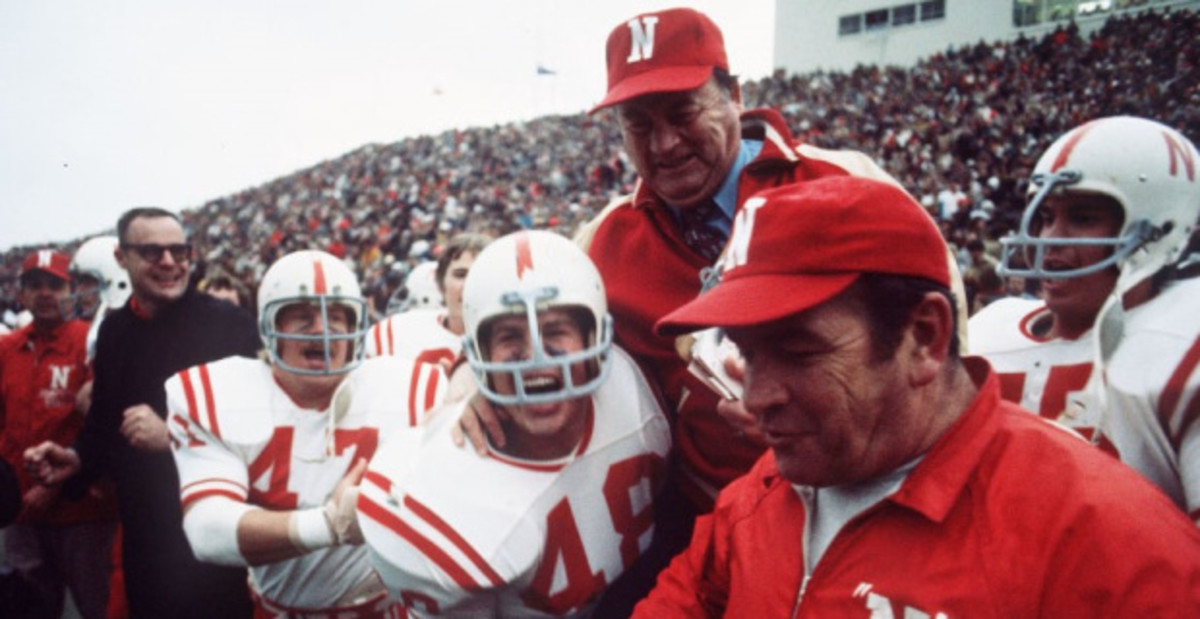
<box><xmin>288</xmin><ymin>507</ymin><xmax>335</xmax><ymax>552</ymax></box>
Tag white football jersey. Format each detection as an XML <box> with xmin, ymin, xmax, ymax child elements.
<box><xmin>968</xmin><ymin>297</ymin><xmax>1097</xmax><ymax>420</ymax></box>
<box><xmin>358</xmin><ymin>346</ymin><xmax>671</xmax><ymax>618</ymax></box>
<box><xmin>366</xmin><ymin>308</ymin><xmax>462</xmax><ymax>368</ymax></box>
<box><xmin>166</xmin><ymin>355</ymin><xmax>447</xmax><ymax>610</ymax></box>
<box><xmin>970</xmin><ymin>282</ymin><xmax>1200</xmax><ymax>519</ymax></box>
<box><xmin>1106</xmin><ymin>277</ymin><xmax>1200</xmax><ymax>519</ymax></box>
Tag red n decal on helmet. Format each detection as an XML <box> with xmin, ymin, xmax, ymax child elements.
<box><xmin>1050</xmin><ymin>121</ymin><xmax>1099</xmax><ymax>172</ymax></box>
<box><xmin>1163</xmin><ymin>132</ymin><xmax>1196</xmax><ymax>181</ymax></box>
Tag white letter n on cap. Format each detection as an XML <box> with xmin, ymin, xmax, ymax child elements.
<box><xmin>723</xmin><ymin>196</ymin><xmax>767</xmax><ymax>272</ymax></box>
<box><xmin>626</xmin><ymin>16</ymin><xmax>659</xmax><ymax>63</ymax></box>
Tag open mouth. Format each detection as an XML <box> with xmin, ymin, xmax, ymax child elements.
<box><xmin>522</xmin><ymin>374</ymin><xmax>562</xmax><ymax>396</ymax></box>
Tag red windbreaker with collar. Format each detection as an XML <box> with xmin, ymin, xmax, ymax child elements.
<box><xmin>633</xmin><ymin>359</ymin><xmax>1200</xmax><ymax>618</ymax></box>
<box><xmin>577</xmin><ymin>108</ymin><xmax>902</xmax><ymax>508</ymax></box>
<box><xmin>0</xmin><ymin>320</ymin><xmax>116</xmax><ymax>525</ymax></box>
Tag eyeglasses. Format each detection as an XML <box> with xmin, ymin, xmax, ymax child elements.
<box><xmin>122</xmin><ymin>243</ymin><xmax>192</xmax><ymax>263</ymax></box>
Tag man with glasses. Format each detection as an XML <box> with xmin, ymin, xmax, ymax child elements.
<box><xmin>25</xmin><ymin>207</ymin><xmax>260</xmax><ymax>618</ymax></box>
<box><xmin>1</xmin><ymin>250</ymin><xmax>116</xmax><ymax>619</ymax></box>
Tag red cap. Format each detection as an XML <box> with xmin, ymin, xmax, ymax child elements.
<box><xmin>590</xmin><ymin>7</ymin><xmax>728</xmax><ymax>113</ymax></box>
<box><xmin>656</xmin><ymin>177</ymin><xmax>950</xmax><ymax>335</ymax></box>
<box><xmin>20</xmin><ymin>249</ymin><xmax>72</xmax><ymax>282</ymax></box>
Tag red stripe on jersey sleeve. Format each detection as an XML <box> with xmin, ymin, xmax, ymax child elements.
<box><xmin>386</xmin><ymin>318</ymin><xmax>395</xmax><ymax>356</ymax></box>
<box><xmin>405</xmin><ymin>495</ymin><xmax>504</xmax><ymax>586</ymax></box>
<box><xmin>358</xmin><ymin>493</ymin><xmax>485</xmax><ymax>591</ymax></box>
<box><xmin>198</xmin><ymin>364</ymin><xmax>221</xmax><ymax>438</ymax></box>
<box><xmin>372</xmin><ymin>323</ymin><xmax>383</xmax><ymax>357</ymax></box>
<box><xmin>181</xmin><ymin>488</ymin><xmax>245</xmax><ymax>510</ymax></box>
<box><xmin>180</xmin><ymin>368</ymin><xmax>201</xmax><ymax>425</ymax></box>
<box><xmin>364</xmin><ymin>470</ymin><xmax>392</xmax><ymax>493</ymax></box>
<box><xmin>1160</xmin><ymin>337</ymin><xmax>1200</xmax><ymax>446</ymax></box>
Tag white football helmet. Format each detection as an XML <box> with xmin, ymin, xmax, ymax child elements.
<box><xmin>1000</xmin><ymin>116</ymin><xmax>1200</xmax><ymax>297</ymax></box>
<box><xmin>386</xmin><ymin>261</ymin><xmax>443</xmax><ymax>315</ymax></box>
<box><xmin>70</xmin><ymin>236</ymin><xmax>130</xmax><ymax>318</ymax></box>
<box><xmin>257</xmin><ymin>250</ymin><xmax>368</xmax><ymax>376</ymax></box>
<box><xmin>463</xmin><ymin>230</ymin><xmax>613</xmax><ymax>406</ymax></box>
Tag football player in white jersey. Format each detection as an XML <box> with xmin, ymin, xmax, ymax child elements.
<box><xmin>166</xmin><ymin>250</ymin><xmax>447</xmax><ymax>617</ymax></box>
<box><xmin>970</xmin><ymin>116</ymin><xmax>1200</xmax><ymax>521</ymax></box>
<box><xmin>358</xmin><ymin>230</ymin><xmax>671</xmax><ymax>617</ymax></box>
<box><xmin>366</xmin><ymin>234</ymin><xmax>492</xmax><ymax>367</ymax></box>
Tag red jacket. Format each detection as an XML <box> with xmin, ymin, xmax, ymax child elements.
<box><xmin>0</xmin><ymin>320</ymin><xmax>115</xmax><ymax>525</ymax></box>
<box><xmin>633</xmin><ymin>359</ymin><xmax>1200</xmax><ymax>618</ymax></box>
<box><xmin>578</xmin><ymin>109</ymin><xmax>901</xmax><ymax>507</ymax></box>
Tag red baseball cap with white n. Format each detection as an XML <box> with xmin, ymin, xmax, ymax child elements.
<box><xmin>656</xmin><ymin>176</ymin><xmax>950</xmax><ymax>335</ymax></box>
<box><xmin>20</xmin><ymin>249</ymin><xmax>72</xmax><ymax>282</ymax></box>
<box><xmin>590</xmin><ymin>7</ymin><xmax>728</xmax><ymax>113</ymax></box>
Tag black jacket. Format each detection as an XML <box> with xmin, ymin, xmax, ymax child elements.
<box><xmin>72</xmin><ymin>290</ymin><xmax>259</xmax><ymax>618</ymax></box>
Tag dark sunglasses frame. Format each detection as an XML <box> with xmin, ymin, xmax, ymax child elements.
<box><xmin>122</xmin><ymin>243</ymin><xmax>192</xmax><ymax>263</ymax></box>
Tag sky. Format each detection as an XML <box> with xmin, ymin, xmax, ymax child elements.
<box><xmin>0</xmin><ymin>0</ymin><xmax>775</xmax><ymax>252</ymax></box>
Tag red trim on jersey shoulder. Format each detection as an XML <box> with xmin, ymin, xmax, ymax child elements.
<box><xmin>1050</xmin><ymin>121</ymin><xmax>1098</xmax><ymax>172</ymax></box>
<box><xmin>404</xmin><ymin>495</ymin><xmax>504</xmax><ymax>587</ymax></box>
<box><xmin>181</xmin><ymin>488</ymin><xmax>245</xmax><ymax>510</ymax></box>
<box><xmin>358</xmin><ymin>493</ymin><xmax>492</xmax><ymax>591</ymax></box>
<box><xmin>180</xmin><ymin>368</ymin><xmax>202</xmax><ymax>425</ymax></box>
<box><xmin>1018</xmin><ymin>305</ymin><xmax>1056</xmax><ymax>342</ymax></box>
<box><xmin>1161</xmin><ymin>337</ymin><xmax>1200</xmax><ymax>449</ymax></box>
<box><xmin>386</xmin><ymin>317</ymin><xmax>396</xmax><ymax>356</ymax></box>
<box><xmin>197</xmin><ymin>364</ymin><xmax>220</xmax><ymax>438</ymax></box>
<box><xmin>312</xmin><ymin>259</ymin><xmax>328</xmax><ymax>294</ymax></box>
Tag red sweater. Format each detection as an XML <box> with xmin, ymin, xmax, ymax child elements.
<box><xmin>579</xmin><ymin>108</ymin><xmax>901</xmax><ymax>507</ymax></box>
<box><xmin>0</xmin><ymin>320</ymin><xmax>115</xmax><ymax>525</ymax></box>
<box><xmin>634</xmin><ymin>359</ymin><xmax>1200</xmax><ymax>617</ymax></box>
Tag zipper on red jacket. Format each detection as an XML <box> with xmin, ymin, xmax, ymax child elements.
<box><xmin>792</xmin><ymin>485</ymin><xmax>816</xmax><ymax>618</ymax></box>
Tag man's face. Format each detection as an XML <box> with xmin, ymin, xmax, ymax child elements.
<box><xmin>19</xmin><ymin>272</ymin><xmax>70</xmax><ymax>324</ymax></box>
<box><xmin>485</xmin><ymin>308</ymin><xmax>590</xmax><ymax>445</ymax></box>
<box><xmin>117</xmin><ymin>216</ymin><xmax>191</xmax><ymax>307</ymax></box>
<box><xmin>73</xmin><ymin>275</ymin><xmax>101</xmax><ymax>319</ymax></box>
<box><xmin>441</xmin><ymin>251</ymin><xmax>477</xmax><ymax>334</ymax></box>
<box><xmin>616</xmin><ymin>77</ymin><xmax>742</xmax><ymax>208</ymax></box>
<box><xmin>727</xmin><ymin>293</ymin><xmax>913</xmax><ymax>487</ymax></box>
<box><xmin>274</xmin><ymin>303</ymin><xmax>353</xmax><ymax>376</ymax></box>
<box><xmin>1031</xmin><ymin>193</ymin><xmax>1123</xmax><ymax>334</ymax></box>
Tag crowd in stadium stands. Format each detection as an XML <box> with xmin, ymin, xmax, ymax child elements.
<box><xmin>1</xmin><ymin>7</ymin><xmax>1196</xmax><ymax>322</ymax></box>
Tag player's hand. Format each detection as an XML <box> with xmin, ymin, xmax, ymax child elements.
<box><xmin>325</xmin><ymin>458</ymin><xmax>367</xmax><ymax>545</ymax></box>
<box><xmin>715</xmin><ymin>356</ymin><xmax>766</xmax><ymax>446</ymax></box>
<box><xmin>120</xmin><ymin>404</ymin><xmax>170</xmax><ymax>452</ymax></box>
<box><xmin>444</xmin><ymin>360</ymin><xmax>477</xmax><ymax>404</ymax></box>
<box><xmin>452</xmin><ymin>393</ymin><xmax>510</xmax><ymax>455</ymax></box>
<box><xmin>23</xmin><ymin>441</ymin><xmax>81</xmax><ymax>486</ymax></box>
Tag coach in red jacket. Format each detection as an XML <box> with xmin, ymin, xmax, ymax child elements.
<box><xmin>640</xmin><ymin>176</ymin><xmax>1200</xmax><ymax>617</ymax></box>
